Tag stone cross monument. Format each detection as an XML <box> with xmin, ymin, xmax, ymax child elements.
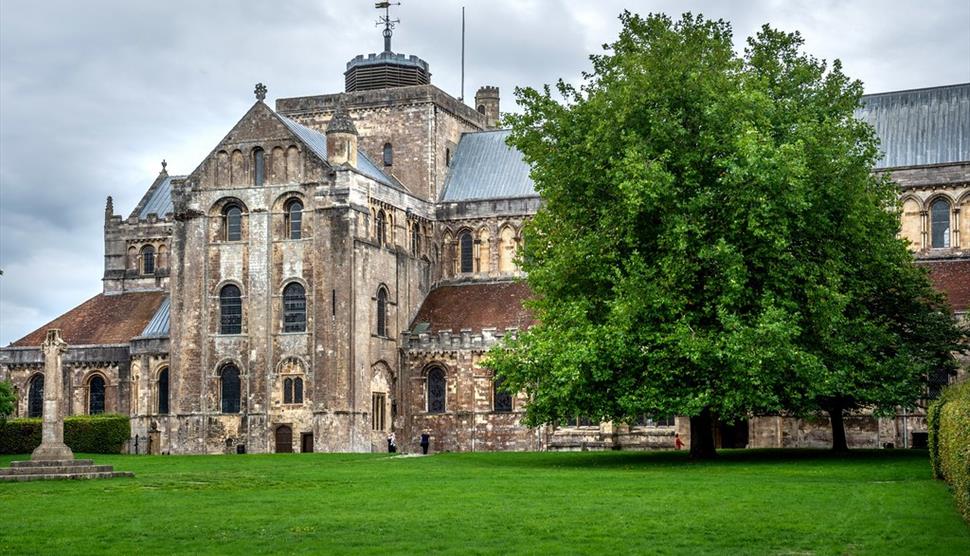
<box><xmin>31</xmin><ymin>329</ymin><xmax>74</xmax><ymax>461</ymax></box>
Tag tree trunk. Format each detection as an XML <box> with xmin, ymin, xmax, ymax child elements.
<box><xmin>689</xmin><ymin>407</ymin><xmax>717</xmax><ymax>460</ymax></box>
<box><xmin>828</xmin><ymin>405</ymin><xmax>848</xmax><ymax>452</ymax></box>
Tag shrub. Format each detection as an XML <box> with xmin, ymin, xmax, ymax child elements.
<box><xmin>0</xmin><ymin>414</ymin><xmax>130</xmax><ymax>455</ymax></box>
<box><xmin>929</xmin><ymin>380</ymin><xmax>970</xmax><ymax>523</ymax></box>
<box><xmin>0</xmin><ymin>418</ymin><xmax>42</xmax><ymax>455</ymax></box>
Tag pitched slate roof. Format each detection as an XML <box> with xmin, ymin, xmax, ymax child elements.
<box><xmin>277</xmin><ymin>115</ymin><xmax>407</xmax><ymax>191</ymax></box>
<box><xmin>440</xmin><ymin>130</ymin><xmax>537</xmax><ymax>202</ymax></box>
<box><xmin>137</xmin><ymin>175</ymin><xmax>175</xmax><ymax>218</ymax></box>
<box><xmin>138</xmin><ymin>296</ymin><xmax>171</xmax><ymax>338</ymax></box>
<box><xmin>10</xmin><ymin>292</ymin><xmax>168</xmax><ymax>347</ymax></box>
<box><xmin>410</xmin><ymin>281</ymin><xmax>533</xmax><ymax>333</ymax></box>
<box><xmin>857</xmin><ymin>83</ymin><xmax>970</xmax><ymax>169</ymax></box>
<box><xmin>922</xmin><ymin>259</ymin><xmax>970</xmax><ymax>312</ymax></box>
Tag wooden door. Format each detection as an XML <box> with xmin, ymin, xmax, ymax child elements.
<box><xmin>275</xmin><ymin>425</ymin><xmax>293</xmax><ymax>453</ymax></box>
<box><xmin>301</xmin><ymin>433</ymin><xmax>313</xmax><ymax>453</ymax></box>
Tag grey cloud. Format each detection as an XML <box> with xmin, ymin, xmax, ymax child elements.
<box><xmin>1</xmin><ymin>0</ymin><xmax>967</xmax><ymax>344</ymax></box>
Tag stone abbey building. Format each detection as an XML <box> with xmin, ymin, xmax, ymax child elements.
<box><xmin>1</xmin><ymin>29</ymin><xmax>967</xmax><ymax>454</ymax></box>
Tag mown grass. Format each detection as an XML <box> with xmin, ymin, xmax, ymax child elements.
<box><xmin>0</xmin><ymin>449</ymin><xmax>967</xmax><ymax>555</ymax></box>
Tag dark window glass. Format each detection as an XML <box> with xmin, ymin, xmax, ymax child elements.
<box><xmin>283</xmin><ymin>282</ymin><xmax>306</xmax><ymax>333</ymax></box>
<box><xmin>142</xmin><ymin>246</ymin><xmax>155</xmax><ymax>275</ymax></box>
<box><xmin>284</xmin><ymin>377</ymin><xmax>293</xmax><ymax>404</ymax></box>
<box><xmin>28</xmin><ymin>374</ymin><xmax>44</xmax><ymax>418</ymax></box>
<box><xmin>225</xmin><ymin>205</ymin><xmax>242</xmax><ymax>241</ymax></box>
<box><xmin>376</xmin><ymin>288</ymin><xmax>388</xmax><ymax>337</ymax></box>
<box><xmin>376</xmin><ymin>210</ymin><xmax>386</xmax><ymax>246</ymax></box>
<box><xmin>220</xmin><ymin>365</ymin><xmax>241</xmax><ymax>413</ymax></box>
<box><xmin>88</xmin><ymin>376</ymin><xmax>105</xmax><ymax>415</ymax></box>
<box><xmin>286</xmin><ymin>200</ymin><xmax>303</xmax><ymax>240</ymax></box>
<box><xmin>253</xmin><ymin>148</ymin><xmax>265</xmax><ymax>186</ymax></box>
<box><xmin>294</xmin><ymin>377</ymin><xmax>303</xmax><ymax>403</ymax></box>
<box><xmin>446</xmin><ymin>148</ymin><xmax>451</xmax><ymax>167</ymax></box>
<box><xmin>927</xmin><ymin>367</ymin><xmax>952</xmax><ymax>400</ymax></box>
<box><xmin>158</xmin><ymin>369</ymin><xmax>170</xmax><ymax>415</ymax></box>
<box><xmin>493</xmin><ymin>376</ymin><xmax>513</xmax><ymax>412</ymax></box>
<box><xmin>220</xmin><ymin>285</ymin><xmax>242</xmax><ymax>334</ymax></box>
<box><xmin>931</xmin><ymin>198</ymin><xmax>951</xmax><ymax>248</ymax></box>
<box><xmin>477</xmin><ymin>105</ymin><xmax>486</xmax><ymax>115</ymax></box>
<box><xmin>383</xmin><ymin>143</ymin><xmax>393</xmax><ymax>166</ymax></box>
<box><xmin>459</xmin><ymin>232</ymin><xmax>474</xmax><ymax>273</ymax></box>
<box><xmin>411</xmin><ymin>226</ymin><xmax>420</xmax><ymax>255</ymax></box>
<box><xmin>427</xmin><ymin>367</ymin><xmax>446</xmax><ymax>413</ymax></box>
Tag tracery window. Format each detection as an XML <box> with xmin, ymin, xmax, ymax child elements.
<box><xmin>141</xmin><ymin>245</ymin><xmax>155</xmax><ymax>275</ymax></box>
<box><xmin>931</xmin><ymin>198</ymin><xmax>951</xmax><ymax>248</ymax></box>
<box><xmin>427</xmin><ymin>367</ymin><xmax>446</xmax><ymax>414</ymax></box>
<box><xmin>224</xmin><ymin>204</ymin><xmax>242</xmax><ymax>241</ymax></box>
<box><xmin>383</xmin><ymin>143</ymin><xmax>393</xmax><ymax>166</ymax></box>
<box><xmin>285</xmin><ymin>199</ymin><xmax>303</xmax><ymax>240</ymax></box>
<box><xmin>28</xmin><ymin>374</ymin><xmax>44</xmax><ymax>418</ymax></box>
<box><xmin>282</xmin><ymin>282</ymin><xmax>306</xmax><ymax>333</ymax></box>
<box><xmin>157</xmin><ymin>368</ymin><xmax>170</xmax><ymax>415</ymax></box>
<box><xmin>220</xmin><ymin>284</ymin><xmax>242</xmax><ymax>335</ymax></box>
<box><xmin>493</xmin><ymin>376</ymin><xmax>512</xmax><ymax>413</ymax></box>
<box><xmin>458</xmin><ymin>231</ymin><xmax>474</xmax><ymax>273</ymax></box>
<box><xmin>220</xmin><ymin>364</ymin><xmax>241</xmax><ymax>414</ymax></box>
<box><xmin>88</xmin><ymin>375</ymin><xmax>106</xmax><ymax>415</ymax></box>
<box><xmin>376</xmin><ymin>287</ymin><xmax>388</xmax><ymax>337</ymax></box>
<box><xmin>283</xmin><ymin>376</ymin><xmax>304</xmax><ymax>404</ymax></box>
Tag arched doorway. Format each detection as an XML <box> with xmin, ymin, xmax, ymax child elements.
<box><xmin>275</xmin><ymin>425</ymin><xmax>293</xmax><ymax>453</ymax></box>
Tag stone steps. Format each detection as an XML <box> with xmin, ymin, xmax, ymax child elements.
<box><xmin>0</xmin><ymin>459</ymin><xmax>134</xmax><ymax>482</ymax></box>
<box><xmin>0</xmin><ymin>471</ymin><xmax>134</xmax><ymax>482</ymax></box>
<box><xmin>10</xmin><ymin>459</ymin><xmax>95</xmax><ymax>468</ymax></box>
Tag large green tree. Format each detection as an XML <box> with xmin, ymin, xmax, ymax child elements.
<box><xmin>485</xmin><ymin>12</ymin><xmax>966</xmax><ymax>458</ymax></box>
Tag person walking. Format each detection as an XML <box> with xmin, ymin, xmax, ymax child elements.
<box><xmin>420</xmin><ymin>432</ymin><xmax>430</xmax><ymax>455</ymax></box>
<box><xmin>674</xmin><ymin>433</ymin><xmax>685</xmax><ymax>450</ymax></box>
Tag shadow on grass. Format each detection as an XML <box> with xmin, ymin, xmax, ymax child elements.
<box><xmin>437</xmin><ymin>447</ymin><xmax>930</xmax><ymax>470</ymax></box>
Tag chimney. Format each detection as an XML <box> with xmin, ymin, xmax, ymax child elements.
<box><xmin>326</xmin><ymin>105</ymin><xmax>358</xmax><ymax>168</ymax></box>
<box><xmin>474</xmin><ymin>86</ymin><xmax>500</xmax><ymax>129</ymax></box>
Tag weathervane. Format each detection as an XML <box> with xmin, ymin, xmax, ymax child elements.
<box><xmin>254</xmin><ymin>82</ymin><xmax>268</xmax><ymax>102</ymax></box>
<box><xmin>375</xmin><ymin>1</ymin><xmax>401</xmax><ymax>52</ymax></box>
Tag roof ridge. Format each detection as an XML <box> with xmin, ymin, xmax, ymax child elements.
<box><xmin>862</xmin><ymin>82</ymin><xmax>970</xmax><ymax>98</ymax></box>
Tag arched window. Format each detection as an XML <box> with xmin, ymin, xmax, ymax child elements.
<box><xmin>285</xmin><ymin>199</ymin><xmax>303</xmax><ymax>240</ymax></box>
<box><xmin>383</xmin><ymin>142</ymin><xmax>393</xmax><ymax>166</ymax></box>
<box><xmin>427</xmin><ymin>367</ymin><xmax>446</xmax><ymax>413</ymax></box>
<box><xmin>376</xmin><ymin>287</ymin><xmax>388</xmax><ymax>337</ymax></box>
<box><xmin>88</xmin><ymin>375</ymin><xmax>106</xmax><ymax>415</ymax></box>
<box><xmin>477</xmin><ymin>105</ymin><xmax>486</xmax><ymax>115</ymax></box>
<box><xmin>141</xmin><ymin>245</ymin><xmax>155</xmax><ymax>275</ymax></box>
<box><xmin>224</xmin><ymin>204</ymin><xmax>242</xmax><ymax>241</ymax></box>
<box><xmin>157</xmin><ymin>368</ymin><xmax>170</xmax><ymax>415</ymax></box>
<box><xmin>411</xmin><ymin>224</ymin><xmax>421</xmax><ymax>255</ymax></box>
<box><xmin>220</xmin><ymin>364</ymin><xmax>241</xmax><ymax>413</ymax></box>
<box><xmin>459</xmin><ymin>231</ymin><xmax>474</xmax><ymax>273</ymax></box>
<box><xmin>28</xmin><ymin>374</ymin><xmax>44</xmax><ymax>418</ymax></box>
<box><xmin>445</xmin><ymin>148</ymin><xmax>451</xmax><ymax>167</ymax></box>
<box><xmin>493</xmin><ymin>376</ymin><xmax>512</xmax><ymax>413</ymax></box>
<box><xmin>282</xmin><ymin>377</ymin><xmax>304</xmax><ymax>404</ymax></box>
<box><xmin>253</xmin><ymin>148</ymin><xmax>265</xmax><ymax>187</ymax></box>
<box><xmin>127</xmin><ymin>246</ymin><xmax>138</xmax><ymax>270</ymax></box>
<box><xmin>376</xmin><ymin>210</ymin><xmax>387</xmax><ymax>246</ymax></box>
<box><xmin>220</xmin><ymin>284</ymin><xmax>242</xmax><ymax>334</ymax></box>
<box><xmin>282</xmin><ymin>282</ymin><xmax>306</xmax><ymax>333</ymax></box>
<box><xmin>931</xmin><ymin>198</ymin><xmax>951</xmax><ymax>248</ymax></box>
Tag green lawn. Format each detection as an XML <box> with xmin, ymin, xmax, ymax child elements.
<box><xmin>0</xmin><ymin>450</ymin><xmax>967</xmax><ymax>555</ymax></box>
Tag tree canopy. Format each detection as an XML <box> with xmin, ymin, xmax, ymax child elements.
<box><xmin>485</xmin><ymin>12</ymin><xmax>966</xmax><ymax>458</ymax></box>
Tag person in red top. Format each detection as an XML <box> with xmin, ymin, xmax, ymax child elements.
<box><xmin>674</xmin><ymin>433</ymin><xmax>685</xmax><ymax>450</ymax></box>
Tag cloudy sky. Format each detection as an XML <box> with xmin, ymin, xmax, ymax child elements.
<box><xmin>1</xmin><ymin>0</ymin><xmax>968</xmax><ymax>345</ymax></box>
